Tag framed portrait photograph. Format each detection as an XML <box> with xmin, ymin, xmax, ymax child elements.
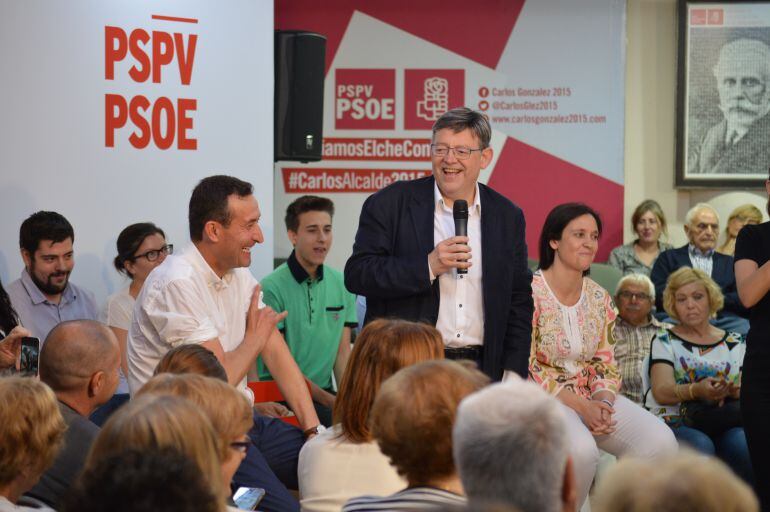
<box><xmin>676</xmin><ymin>0</ymin><xmax>770</xmax><ymax>188</ymax></box>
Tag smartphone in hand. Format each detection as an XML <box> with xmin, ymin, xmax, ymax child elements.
<box><xmin>19</xmin><ymin>337</ymin><xmax>40</xmax><ymax>376</ymax></box>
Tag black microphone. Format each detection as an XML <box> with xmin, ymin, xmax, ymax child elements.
<box><xmin>453</xmin><ymin>200</ymin><xmax>469</xmax><ymax>275</ymax></box>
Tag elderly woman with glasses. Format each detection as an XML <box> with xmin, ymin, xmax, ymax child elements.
<box><xmin>612</xmin><ymin>274</ymin><xmax>671</xmax><ymax>405</ymax></box>
<box><xmin>647</xmin><ymin>267</ymin><xmax>752</xmax><ymax>483</ymax></box>
<box><xmin>92</xmin><ymin>223</ymin><xmax>172</xmax><ymax>424</ymax></box>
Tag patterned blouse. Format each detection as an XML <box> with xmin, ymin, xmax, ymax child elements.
<box><xmin>607</xmin><ymin>241</ymin><xmax>674</xmax><ymax>276</ymax></box>
<box><xmin>646</xmin><ymin>328</ymin><xmax>745</xmax><ymax>425</ymax></box>
<box><xmin>529</xmin><ymin>271</ymin><xmax>620</xmax><ymax>399</ymax></box>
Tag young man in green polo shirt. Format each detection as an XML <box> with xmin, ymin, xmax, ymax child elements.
<box><xmin>257</xmin><ymin>196</ymin><xmax>357</xmax><ymax>425</ymax></box>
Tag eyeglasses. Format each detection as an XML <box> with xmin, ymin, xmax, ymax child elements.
<box><xmin>133</xmin><ymin>244</ymin><xmax>173</xmax><ymax>262</ymax></box>
<box><xmin>230</xmin><ymin>437</ymin><xmax>251</xmax><ymax>453</ymax></box>
<box><xmin>430</xmin><ymin>144</ymin><xmax>484</xmax><ymax>160</ymax></box>
<box><xmin>617</xmin><ymin>290</ymin><xmax>651</xmax><ymax>301</ymax></box>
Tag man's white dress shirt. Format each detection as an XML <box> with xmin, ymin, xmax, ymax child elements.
<box><xmin>127</xmin><ymin>244</ymin><xmax>262</xmax><ymax>395</ymax></box>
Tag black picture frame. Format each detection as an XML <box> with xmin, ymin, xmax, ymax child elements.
<box><xmin>676</xmin><ymin>0</ymin><xmax>770</xmax><ymax>188</ymax></box>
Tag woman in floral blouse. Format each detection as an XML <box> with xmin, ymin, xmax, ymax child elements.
<box><xmin>529</xmin><ymin>203</ymin><xmax>676</xmax><ymax>508</ymax></box>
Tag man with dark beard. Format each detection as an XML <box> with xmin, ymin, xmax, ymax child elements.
<box><xmin>7</xmin><ymin>211</ymin><xmax>98</xmax><ymax>342</ymax></box>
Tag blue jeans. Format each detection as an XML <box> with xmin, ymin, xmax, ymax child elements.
<box><xmin>672</xmin><ymin>425</ymin><xmax>754</xmax><ymax>484</ymax></box>
<box><xmin>232</xmin><ymin>411</ymin><xmax>305</xmax><ymax>512</ymax></box>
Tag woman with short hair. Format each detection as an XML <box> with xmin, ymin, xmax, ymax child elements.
<box><xmin>648</xmin><ymin>266</ymin><xmax>752</xmax><ymax>483</ymax></box>
<box><xmin>529</xmin><ymin>203</ymin><xmax>676</xmax><ymax>509</ymax></box>
<box><xmin>608</xmin><ymin>199</ymin><xmax>672</xmax><ymax>276</ymax></box>
<box><xmin>0</xmin><ymin>377</ymin><xmax>67</xmax><ymax>512</ymax></box>
<box><xmin>86</xmin><ymin>394</ymin><xmax>227</xmax><ymax>511</ymax></box>
<box><xmin>298</xmin><ymin>318</ymin><xmax>445</xmax><ymax>512</ymax></box>
<box><xmin>343</xmin><ymin>360</ymin><xmax>489</xmax><ymax>511</ymax></box>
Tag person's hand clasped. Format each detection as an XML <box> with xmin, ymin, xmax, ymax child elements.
<box><xmin>246</xmin><ymin>285</ymin><xmax>288</xmax><ymax>352</ymax></box>
<box><xmin>581</xmin><ymin>399</ymin><xmax>617</xmax><ymax>436</ymax></box>
<box><xmin>694</xmin><ymin>377</ymin><xmax>730</xmax><ymax>404</ymax></box>
<box><xmin>0</xmin><ymin>326</ymin><xmax>31</xmax><ymax>370</ymax></box>
<box><xmin>428</xmin><ymin>236</ymin><xmax>471</xmax><ymax>277</ymax></box>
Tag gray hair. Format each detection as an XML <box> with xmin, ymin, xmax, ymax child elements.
<box><xmin>685</xmin><ymin>202</ymin><xmax>719</xmax><ymax>227</ymax></box>
<box><xmin>615</xmin><ymin>273</ymin><xmax>655</xmax><ymax>301</ymax></box>
<box><xmin>453</xmin><ymin>381</ymin><xmax>568</xmax><ymax>512</ymax></box>
<box><xmin>713</xmin><ymin>39</ymin><xmax>770</xmax><ymax>81</ymax></box>
<box><xmin>432</xmin><ymin>107</ymin><xmax>492</xmax><ymax>148</ymax></box>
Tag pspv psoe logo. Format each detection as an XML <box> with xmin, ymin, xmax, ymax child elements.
<box><xmin>335</xmin><ymin>69</ymin><xmax>396</xmax><ymax>130</ymax></box>
<box><xmin>404</xmin><ymin>69</ymin><xmax>465</xmax><ymax>130</ymax></box>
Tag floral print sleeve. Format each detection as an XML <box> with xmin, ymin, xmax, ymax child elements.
<box><xmin>528</xmin><ymin>272</ymin><xmax>622</xmax><ymax>399</ymax></box>
<box><xmin>587</xmin><ymin>292</ymin><xmax>620</xmax><ymax>396</ymax></box>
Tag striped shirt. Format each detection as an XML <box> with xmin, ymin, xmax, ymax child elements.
<box><xmin>613</xmin><ymin>315</ymin><xmax>671</xmax><ymax>404</ymax></box>
<box><xmin>342</xmin><ymin>487</ymin><xmax>466</xmax><ymax>512</ymax></box>
<box><xmin>688</xmin><ymin>244</ymin><xmax>714</xmax><ymax>276</ymax></box>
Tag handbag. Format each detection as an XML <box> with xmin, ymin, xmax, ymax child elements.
<box><xmin>680</xmin><ymin>398</ymin><xmax>742</xmax><ymax>437</ymax></box>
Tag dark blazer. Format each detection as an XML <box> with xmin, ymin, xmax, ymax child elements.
<box><xmin>26</xmin><ymin>401</ymin><xmax>100</xmax><ymax>508</ymax></box>
<box><xmin>689</xmin><ymin>113</ymin><xmax>770</xmax><ymax>175</ymax></box>
<box><xmin>344</xmin><ymin>176</ymin><xmax>533</xmax><ymax>379</ymax></box>
<box><xmin>650</xmin><ymin>244</ymin><xmax>748</xmax><ymax>318</ymax></box>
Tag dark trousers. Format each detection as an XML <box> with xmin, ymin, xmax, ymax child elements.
<box><xmin>742</xmin><ymin>354</ymin><xmax>770</xmax><ymax>509</ymax></box>
<box><xmin>233</xmin><ymin>411</ymin><xmax>305</xmax><ymax>512</ymax></box>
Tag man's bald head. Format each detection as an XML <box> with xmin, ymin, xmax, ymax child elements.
<box><xmin>40</xmin><ymin>320</ymin><xmax>119</xmax><ymax>392</ymax></box>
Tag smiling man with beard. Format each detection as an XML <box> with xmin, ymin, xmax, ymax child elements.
<box><xmin>689</xmin><ymin>38</ymin><xmax>770</xmax><ymax>175</ymax></box>
<box><xmin>257</xmin><ymin>196</ymin><xmax>357</xmax><ymax>426</ymax></box>
<box><xmin>7</xmin><ymin>211</ymin><xmax>98</xmax><ymax>342</ymax></box>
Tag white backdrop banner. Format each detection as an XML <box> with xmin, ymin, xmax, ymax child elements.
<box><xmin>0</xmin><ymin>0</ymin><xmax>274</xmax><ymax>306</ymax></box>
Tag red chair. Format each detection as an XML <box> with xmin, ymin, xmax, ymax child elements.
<box><xmin>247</xmin><ymin>380</ymin><xmax>311</xmax><ymax>426</ymax></box>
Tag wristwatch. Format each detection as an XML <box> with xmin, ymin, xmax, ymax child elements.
<box><xmin>303</xmin><ymin>424</ymin><xmax>327</xmax><ymax>438</ymax></box>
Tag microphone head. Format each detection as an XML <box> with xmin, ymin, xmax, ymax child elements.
<box><xmin>453</xmin><ymin>199</ymin><xmax>469</xmax><ymax>219</ymax></box>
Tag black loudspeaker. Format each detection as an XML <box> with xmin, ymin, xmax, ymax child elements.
<box><xmin>275</xmin><ymin>30</ymin><xmax>326</xmax><ymax>163</ymax></box>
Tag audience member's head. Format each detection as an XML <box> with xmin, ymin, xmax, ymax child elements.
<box><xmin>137</xmin><ymin>373</ymin><xmax>252</xmax><ymax>494</ymax></box>
<box><xmin>631</xmin><ymin>199</ymin><xmax>668</xmax><ymax>244</ymax></box>
<box><xmin>684</xmin><ymin>203</ymin><xmax>720</xmax><ymax>253</ymax></box>
<box><xmin>370</xmin><ymin>360</ymin><xmax>489</xmax><ymax>489</ymax></box>
<box><xmin>333</xmin><ymin>318</ymin><xmax>444</xmax><ymax>443</ymax></box>
<box><xmin>453</xmin><ymin>380</ymin><xmax>575</xmax><ymax>512</ymax></box>
<box><xmin>62</xmin><ymin>448</ymin><xmax>220</xmax><ymax>512</ymax></box>
<box><xmin>19</xmin><ymin>211</ymin><xmax>75</xmax><ymax>297</ymax></box>
<box><xmin>593</xmin><ymin>451</ymin><xmax>758</xmax><ymax>512</ymax></box>
<box><xmin>538</xmin><ymin>202</ymin><xmax>602</xmax><ymax>273</ymax></box>
<box><xmin>39</xmin><ymin>319</ymin><xmax>121</xmax><ymax>416</ymax></box>
<box><xmin>188</xmin><ymin>175</ymin><xmax>262</xmax><ymax>274</ymax></box>
<box><xmin>725</xmin><ymin>204</ymin><xmax>762</xmax><ymax>242</ymax></box>
<box><xmin>113</xmin><ymin>222</ymin><xmax>171</xmax><ymax>282</ymax></box>
<box><xmin>285</xmin><ymin>195</ymin><xmax>335</xmax><ymax>270</ymax></box>
<box><xmin>615</xmin><ymin>273</ymin><xmax>656</xmax><ymax>326</ymax></box>
<box><xmin>663</xmin><ymin>267</ymin><xmax>724</xmax><ymax>322</ymax></box>
<box><xmin>87</xmin><ymin>394</ymin><xmax>225</xmax><ymax>507</ymax></box>
<box><xmin>154</xmin><ymin>344</ymin><xmax>228</xmax><ymax>382</ymax></box>
<box><xmin>0</xmin><ymin>377</ymin><xmax>66</xmax><ymax>503</ymax></box>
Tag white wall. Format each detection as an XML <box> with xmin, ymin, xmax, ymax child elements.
<box><xmin>0</xmin><ymin>0</ymin><xmax>275</xmax><ymax>306</ymax></box>
<box><xmin>625</xmin><ymin>0</ymin><xmax>766</xmax><ymax>247</ymax></box>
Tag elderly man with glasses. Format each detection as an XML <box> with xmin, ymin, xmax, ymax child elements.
<box><xmin>613</xmin><ymin>274</ymin><xmax>670</xmax><ymax>405</ymax></box>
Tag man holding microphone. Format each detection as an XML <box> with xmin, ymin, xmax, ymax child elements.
<box><xmin>345</xmin><ymin>108</ymin><xmax>533</xmax><ymax>379</ymax></box>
